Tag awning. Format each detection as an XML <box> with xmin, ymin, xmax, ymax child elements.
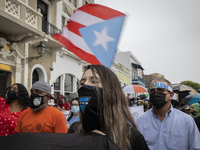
<box><xmin>132</xmin><ymin>63</ymin><xmax>144</xmax><ymax>70</ymax></box>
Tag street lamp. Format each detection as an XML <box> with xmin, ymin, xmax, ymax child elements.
<box><xmin>36</xmin><ymin>42</ymin><xmax>46</xmax><ymax>54</ymax></box>
<box><xmin>26</xmin><ymin>42</ymin><xmax>46</xmax><ymax>63</ymax></box>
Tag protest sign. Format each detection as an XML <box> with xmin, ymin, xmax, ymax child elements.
<box><xmin>129</xmin><ymin>105</ymin><xmax>144</xmax><ymax>120</ymax></box>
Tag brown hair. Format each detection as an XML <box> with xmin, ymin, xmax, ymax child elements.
<box><xmin>77</xmin><ymin>65</ymin><xmax>138</xmax><ymax>150</ymax></box>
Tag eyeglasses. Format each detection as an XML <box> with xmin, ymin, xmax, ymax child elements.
<box><xmin>149</xmin><ymin>88</ymin><xmax>169</xmax><ymax>94</ymax></box>
<box><xmin>71</xmin><ymin>104</ymin><xmax>79</xmax><ymax>106</ymax></box>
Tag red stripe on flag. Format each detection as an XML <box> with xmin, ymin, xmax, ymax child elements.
<box><xmin>67</xmin><ymin>20</ymin><xmax>85</xmax><ymax>37</ymax></box>
<box><xmin>52</xmin><ymin>34</ymin><xmax>101</xmax><ymax>65</ymax></box>
<box><xmin>78</xmin><ymin>4</ymin><xmax>125</xmax><ymax>20</ymax></box>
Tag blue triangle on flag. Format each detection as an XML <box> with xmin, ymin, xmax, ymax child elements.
<box><xmin>79</xmin><ymin>16</ymin><xmax>125</xmax><ymax>68</ymax></box>
<box><xmin>79</xmin><ymin>97</ymin><xmax>91</xmax><ymax>113</ymax></box>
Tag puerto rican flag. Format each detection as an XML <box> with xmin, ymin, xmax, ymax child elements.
<box><xmin>52</xmin><ymin>4</ymin><xmax>125</xmax><ymax>68</ymax></box>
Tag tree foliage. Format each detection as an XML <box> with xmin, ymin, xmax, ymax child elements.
<box><xmin>180</xmin><ymin>80</ymin><xmax>200</xmax><ymax>91</ymax></box>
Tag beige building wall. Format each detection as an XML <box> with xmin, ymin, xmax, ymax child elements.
<box><xmin>27</xmin><ymin>44</ymin><xmax>56</xmax><ymax>92</ymax></box>
<box><xmin>63</xmin><ymin>3</ymin><xmax>74</xmax><ymax>17</ymax></box>
<box><xmin>51</xmin><ymin>3</ymin><xmax>57</xmax><ymax>26</ymax></box>
<box><xmin>118</xmin><ymin>71</ymin><xmax>130</xmax><ymax>87</ymax></box>
<box><xmin>28</xmin><ymin>0</ymin><xmax>36</xmax><ymax>10</ymax></box>
<box><xmin>21</xmin><ymin>0</ymin><xmax>26</xmax><ymax>4</ymax></box>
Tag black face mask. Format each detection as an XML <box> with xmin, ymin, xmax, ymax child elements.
<box><xmin>150</xmin><ymin>92</ymin><xmax>167</xmax><ymax>109</ymax></box>
<box><xmin>29</xmin><ymin>93</ymin><xmax>47</xmax><ymax>111</ymax></box>
<box><xmin>58</xmin><ymin>100</ymin><xmax>63</xmax><ymax>105</ymax></box>
<box><xmin>7</xmin><ymin>89</ymin><xmax>18</xmax><ymax>102</ymax></box>
<box><xmin>191</xmin><ymin>111</ymin><xmax>195</xmax><ymax>116</ymax></box>
<box><xmin>78</xmin><ymin>84</ymin><xmax>104</xmax><ymax>132</ymax></box>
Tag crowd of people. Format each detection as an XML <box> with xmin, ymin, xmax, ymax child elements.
<box><xmin>0</xmin><ymin>64</ymin><xmax>200</xmax><ymax>150</ymax></box>
<box><xmin>128</xmin><ymin>89</ymin><xmax>200</xmax><ymax>133</ymax></box>
<box><xmin>128</xmin><ymin>97</ymin><xmax>152</xmax><ymax>112</ymax></box>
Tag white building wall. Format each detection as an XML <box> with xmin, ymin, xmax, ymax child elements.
<box><xmin>110</xmin><ymin>61</ymin><xmax>118</xmax><ymax>76</ymax></box>
<box><xmin>51</xmin><ymin>52</ymin><xmax>83</xmax><ymax>94</ymax></box>
<box><xmin>56</xmin><ymin>1</ymin><xmax>63</xmax><ymax>30</ymax></box>
<box><xmin>114</xmin><ymin>51</ymin><xmax>130</xmax><ymax>70</ymax></box>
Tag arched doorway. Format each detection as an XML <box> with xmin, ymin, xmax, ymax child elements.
<box><xmin>31</xmin><ymin>64</ymin><xmax>47</xmax><ymax>88</ymax></box>
<box><xmin>32</xmin><ymin>69</ymin><xmax>39</xmax><ymax>85</ymax></box>
<box><xmin>53</xmin><ymin>73</ymin><xmax>79</xmax><ymax>101</ymax></box>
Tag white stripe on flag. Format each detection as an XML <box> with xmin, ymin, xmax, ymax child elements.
<box><xmin>62</xmin><ymin>27</ymin><xmax>94</xmax><ymax>55</ymax></box>
<box><xmin>70</xmin><ymin>10</ymin><xmax>104</xmax><ymax>26</ymax></box>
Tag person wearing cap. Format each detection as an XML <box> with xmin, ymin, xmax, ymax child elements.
<box><xmin>15</xmin><ymin>81</ymin><xmax>68</xmax><ymax>133</ymax></box>
<box><xmin>57</xmin><ymin>94</ymin><xmax>70</xmax><ymax>111</ymax></box>
<box><xmin>137</xmin><ymin>100</ymin><xmax>144</xmax><ymax>106</ymax></box>
<box><xmin>135</xmin><ymin>78</ymin><xmax>200</xmax><ymax>150</ymax></box>
<box><xmin>181</xmin><ymin>105</ymin><xmax>190</xmax><ymax>115</ymax></box>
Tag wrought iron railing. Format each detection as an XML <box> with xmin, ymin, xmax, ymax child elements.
<box><xmin>42</xmin><ymin>20</ymin><xmax>62</xmax><ymax>35</ymax></box>
<box><xmin>132</xmin><ymin>76</ymin><xmax>145</xmax><ymax>86</ymax></box>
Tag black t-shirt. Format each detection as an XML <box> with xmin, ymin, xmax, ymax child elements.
<box><xmin>130</xmin><ymin>127</ymin><xmax>149</xmax><ymax>150</ymax></box>
<box><xmin>194</xmin><ymin>116</ymin><xmax>200</xmax><ymax>131</ymax></box>
<box><xmin>69</xmin><ymin>122</ymin><xmax>149</xmax><ymax>150</ymax></box>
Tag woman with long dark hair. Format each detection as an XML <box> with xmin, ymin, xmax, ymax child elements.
<box><xmin>0</xmin><ymin>83</ymin><xmax>29</xmax><ymax>136</ymax></box>
<box><xmin>77</xmin><ymin>65</ymin><xmax>149</xmax><ymax>150</ymax></box>
<box><xmin>66</xmin><ymin>92</ymin><xmax>80</xmax><ymax>132</ymax></box>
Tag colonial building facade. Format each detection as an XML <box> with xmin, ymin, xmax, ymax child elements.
<box><xmin>0</xmin><ymin>0</ymin><xmax>144</xmax><ymax>100</ymax></box>
<box><xmin>114</xmin><ymin>51</ymin><xmax>145</xmax><ymax>87</ymax></box>
<box><xmin>0</xmin><ymin>0</ymin><xmax>93</xmax><ymax>98</ymax></box>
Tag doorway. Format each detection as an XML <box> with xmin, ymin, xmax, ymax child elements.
<box><xmin>0</xmin><ymin>71</ymin><xmax>9</xmax><ymax>97</ymax></box>
<box><xmin>37</xmin><ymin>0</ymin><xmax>48</xmax><ymax>34</ymax></box>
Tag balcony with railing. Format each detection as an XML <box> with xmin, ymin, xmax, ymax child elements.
<box><xmin>0</xmin><ymin>0</ymin><xmax>63</xmax><ymax>51</ymax></box>
<box><xmin>132</xmin><ymin>76</ymin><xmax>145</xmax><ymax>87</ymax></box>
<box><xmin>131</xmin><ymin>63</ymin><xmax>145</xmax><ymax>87</ymax></box>
<box><xmin>0</xmin><ymin>0</ymin><xmax>43</xmax><ymax>32</ymax></box>
<box><xmin>42</xmin><ymin>20</ymin><xmax>62</xmax><ymax>35</ymax></box>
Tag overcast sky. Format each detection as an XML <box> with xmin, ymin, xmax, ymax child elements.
<box><xmin>95</xmin><ymin>0</ymin><xmax>200</xmax><ymax>84</ymax></box>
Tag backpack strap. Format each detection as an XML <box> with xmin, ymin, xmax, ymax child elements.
<box><xmin>67</xmin><ymin>112</ymin><xmax>74</xmax><ymax>122</ymax></box>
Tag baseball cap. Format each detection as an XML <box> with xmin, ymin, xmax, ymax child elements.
<box><xmin>138</xmin><ymin>100</ymin><xmax>144</xmax><ymax>104</ymax></box>
<box><xmin>181</xmin><ymin>105</ymin><xmax>190</xmax><ymax>111</ymax></box>
<box><xmin>58</xmin><ymin>94</ymin><xmax>65</xmax><ymax>100</ymax></box>
<box><xmin>31</xmin><ymin>81</ymin><xmax>54</xmax><ymax>99</ymax></box>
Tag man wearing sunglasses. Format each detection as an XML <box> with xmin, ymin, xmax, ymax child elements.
<box><xmin>136</xmin><ymin>78</ymin><xmax>200</xmax><ymax>150</ymax></box>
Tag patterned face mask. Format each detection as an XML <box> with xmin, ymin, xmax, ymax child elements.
<box><xmin>29</xmin><ymin>93</ymin><xmax>47</xmax><ymax>111</ymax></box>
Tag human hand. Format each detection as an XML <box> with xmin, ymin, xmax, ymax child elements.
<box><xmin>66</xmin><ymin>121</ymin><xmax>70</xmax><ymax>129</ymax></box>
<box><xmin>54</xmin><ymin>105</ymin><xmax>62</xmax><ymax>111</ymax></box>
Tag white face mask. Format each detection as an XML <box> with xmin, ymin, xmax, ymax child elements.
<box><xmin>71</xmin><ymin>106</ymin><xmax>79</xmax><ymax>114</ymax></box>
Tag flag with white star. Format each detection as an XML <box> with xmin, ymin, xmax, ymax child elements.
<box><xmin>52</xmin><ymin>4</ymin><xmax>125</xmax><ymax>68</ymax></box>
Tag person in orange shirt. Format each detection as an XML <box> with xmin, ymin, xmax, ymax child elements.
<box><xmin>15</xmin><ymin>81</ymin><xmax>67</xmax><ymax>133</ymax></box>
